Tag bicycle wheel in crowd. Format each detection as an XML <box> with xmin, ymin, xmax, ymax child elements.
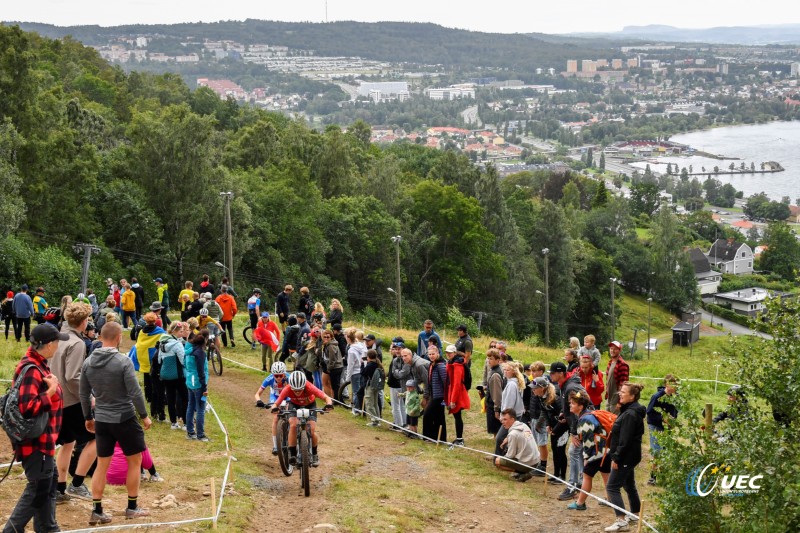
<box><xmin>210</xmin><ymin>346</ymin><xmax>223</xmax><ymax>376</ymax></box>
<box><xmin>338</xmin><ymin>380</ymin><xmax>352</xmax><ymax>407</ymax></box>
<box><xmin>277</xmin><ymin>418</ymin><xmax>293</xmax><ymax>477</ymax></box>
<box><xmin>300</xmin><ymin>430</ymin><xmax>311</xmax><ymax>497</ymax></box>
<box><xmin>242</xmin><ymin>326</ymin><xmax>253</xmax><ymax>345</ymax></box>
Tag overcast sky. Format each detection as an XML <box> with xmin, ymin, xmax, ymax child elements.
<box><xmin>5</xmin><ymin>0</ymin><xmax>799</xmax><ymax>34</ymax></box>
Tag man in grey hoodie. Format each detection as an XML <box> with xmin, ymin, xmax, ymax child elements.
<box><xmin>495</xmin><ymin>408</ymin><xmax>541</xmax><ymax>482</ymax></box>
<box><xmin>79</xmin><ymin>321</ymin><xmax>152</xmax><ymax>525</ymax></box>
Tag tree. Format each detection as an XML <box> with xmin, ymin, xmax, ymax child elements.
<box><xmin>592</xmin><ymin>180</ymin><xmax>609</xmax><ymax>208</ymax></box>
<box><xmin>759</xmin><ymin>222</ymin><xmax>800</xmax><ymax>280</ymax></box>
<box><xmin>684</xmin><ymin>197</ymin><xmax>705</xmax><ymax>211</ymax></box>
<box><xmin>599</xmin><ymin>152</ymin><xmax>605</xmax><ymax>170</ymax></box>
<box><xmin>629</xmin><ymin>181</ymin><xmax>660</xmax><ymax>217</ymax></box>
<box><xmin>0</xmin><ymin>120</ymin><xmax>25</xmax><ymax>233</ymax></box>
<box><xmin>651</xmin><ymin>206</ymin><xmax>697</xmax><ymax>312</ymax></box>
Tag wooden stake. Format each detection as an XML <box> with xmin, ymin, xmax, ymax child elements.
<box><xmin>210</xmin><ymin>477</ymin><xmax>217</xmax><ymax>529</ymax></box>
<box><xmin>542</xmin><ymin>468</ymin><xmax>548</xmax><ymax>496</ymax></box>
<box><xmin>436</xmin><ymin>425</ymin><xmax>443</xmax><ymax>445</ymax></box>
<box><xmin>636</xmin><ymin>500</ymin><xmax>645</xmax><ymax>533</ymax></box>
<box><xmin>705</xmin><ymin>403</ymin><xmax>713</xmax><ymax>438</ymax></box>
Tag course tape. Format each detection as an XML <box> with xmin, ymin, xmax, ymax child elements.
<box><xmin>223</xmin><ymin>354</ymin><xmax>659</xmax><ymax>532</ymax></box>
<box><xmin>0</xmin><ymin>401</ymin><xmax>235</xmax><ymax>530</ymax></box>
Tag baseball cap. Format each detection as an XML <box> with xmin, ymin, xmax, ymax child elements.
<box><xmin>261</xmin><ymin>311</ymin><xmax>270</xmax><ymax>318</ymax></box>
<box><xmin>531</xmin><ymin>376</ymin><xmax>550</xmax><ymax>389</ymax></box>
<box><xmin>549</xmin><ymin>361</ymin><xmax>567</xmax><ymax>374</ymax></box>
<box><xmin>153</xmin><ymin>277</ymin><xmax>163</xmax><ymax>283</ymax></box>
<box><xmin>391</xmin><ymin>336</ymin><xmax>405</xmax><ymax>347</ymax></box>
<box><xmin>608</xmin><ymin>341</ymin><xmax>622</xmax><ymax>349</ymax></box>
<box><xmin>445</xmin><ymin>344</ymin><xmax>457</xmax><ymax>353</ymax></box>
<box><xmin>203</xmin><ymin>292</ymin><xmax>212</xmax><ymax>300</ymax></box>
<box><xmin>406</xmin><ymin>379</ymin><xmax>416</xmax><ymax>388</ymax></box>
<box><xmin>365</xmin><ymin>334</ymin><xmax>376</xmax><ymax>341</ymax></box>
<box><xmin>31</xmin><ymin>323</ymin><xmax>69</xmax><ymax>346</ymax></box>
<box><xmin>6</xmin><ymin>291</ymin><xmax>13</xmax><ymax>299</ymax></box>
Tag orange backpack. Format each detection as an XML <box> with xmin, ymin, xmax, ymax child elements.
<box><xmin>591</xmin><ymin>410</ymin><xmax>617</xmax><ymax>464</ymax></box>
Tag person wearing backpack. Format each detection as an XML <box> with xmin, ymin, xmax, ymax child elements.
<box><xmin>361</xmin><ymin>350</ymin><xmax>385</xmax><ymax>427</ymax></box>
<box><xmin>2</xmin><ymin>324</ymin><xmax>65</xmax><ymax>533</ymax></box>
<box><xmin>158</xmin><ymin>322</ymin><xmax>189</xmax><ymax>430</ymax></box>
<box><xmin>566</xmin><ymin>391</ymin><xmax>613</xmax><ymax>511</ymax></box>
<box><xmin>32</xmin><ymin>287</ymin><xmax>48</xmax><ymax>325</ymax></box>
<box><xmin>445</xmin><ymin>344</ymin><xmax>470</xmax><ymax>446</ymax></box>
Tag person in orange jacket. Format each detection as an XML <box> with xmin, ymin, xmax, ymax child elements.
<box><xmin>254</xmin><ymin>312</ymin><xmax>282</xmax><ymax>372</ymax></box>
<box><xmin>445</xmin><ymin>344</ymin><xmax>471</xmax><ymax>446</ymax></box>
<box><xmin>215</xmin><ymin>285</ymin><xmax>238</xmax><ymax>348</ymax></box>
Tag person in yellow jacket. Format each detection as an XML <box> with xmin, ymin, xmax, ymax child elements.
<box><xmin>121</xmin><ymin>281</ymin><xmax>137</xmax><ymax>329</ymax></box>
<box><xmin>178</xmin><ymin>281</ymin><xmax>195</xmax><ymax>310</ymax></box>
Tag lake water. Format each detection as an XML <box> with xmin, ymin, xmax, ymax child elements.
<box><xmin>629</xmin><ymin>121</ymin><xmax>800</xmax><ymax>202</ymax></box>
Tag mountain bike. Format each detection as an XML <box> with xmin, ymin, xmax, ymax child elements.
<box><xmin>260</xmin><ymin>404</ymin><xmax>330</xmax><ymax>497</ymax></box>
<box><xmin>206</xmin><ymin>332</ymin><xmax>223</xmax><ymax>376</ymax></box>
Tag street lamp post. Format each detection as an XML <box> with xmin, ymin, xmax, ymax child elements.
<box><xmin>220</xmin><ymin>192</ymin><xmax>235</xmax><ymax>289</ymax></box>
<box><xmin>542</xmin><ymin>248</ymin><xmax>550</xmax><ymax>345</ymax></box>
<box><xmin>390</xmin><ymin>236</ymin><xmax>402</xmax><ymax>328</ymax></box>
<box><xmin>647</xmin><ymin>297</ymin><xmax>652</xmax><ymax>360</ymax></box>
<box><xmin>609</xmin><ymin>277</ymin><xmax>618</xmax><ymax>341</ymax></box>
<box><xmin>690</xmin><ymin>311</ymin><xmax>697</xmax><ymax>357</ymax></box>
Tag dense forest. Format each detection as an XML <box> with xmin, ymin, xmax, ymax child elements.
<box><xmin>0</xmin><ymin>25</ymin><xmax>710</xmax><ymax>342</ymax></box>
<box><xmin>11</xmin><ymin>20</ymin><xmax>615</xmax><ymax>70</ymax></box>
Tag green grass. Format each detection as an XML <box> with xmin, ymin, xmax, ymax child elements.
<box><xmin>635</xmin><ymin>227</ymin><xmax>653</xmax><ymax>241</ymax></box>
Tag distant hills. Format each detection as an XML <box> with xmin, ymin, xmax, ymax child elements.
<box><xmin>4</xmin><ymin>19</ymin><xmax>618</xmax><ymax>70</ymax></box>
<box><xmin>567</xmin><ymin>24</ymin><xmax>800</xmax><ymax>45</ymax></box>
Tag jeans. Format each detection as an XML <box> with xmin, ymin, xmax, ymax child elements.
<box><xmin>389</xmin><ymin>387</ymin><xmax>406</xmax><ymax>427</ymax></box>
<box><xmin>2</xmin><ymin>452</ymin><xmax>59</xmax><ymax>533</ymax></box>
<box><xmin>122</xmin><ymin>310</ymin><xmax>137</xmax><ymax>329</ymax></box>
<box><xmin>606</xmin><ymin>462</ymin><xmax>641</xmax><ymax>517</ymax></box>
<box><xmin>14</xmin><ymin>316</ymin><xmax>31</xmax><ymax>342</ymax></box>
<box><xmin>569</xmin><ymin>438</ymin><xmax>584</xmax><ymax>488</ymax></box>
<box><xmin>495</xmin><ymin>425</ymin><xmax>508</xmax><ymax>456</ymax></box>
<box><xmin>648</xmin><ymin>424</ymin><xmax>662</xmax><ymax>456</ymax></box>
<box><xmin>349</xmin><ymin>374</ymin><xmax>362</xmax><ymax>413</ymax></box>
<box><xmin>186</xmin><ymin>389</ymin><xmax>206</xmax><ymax>438</ymax></box>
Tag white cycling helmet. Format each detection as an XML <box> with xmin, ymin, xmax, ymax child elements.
<box><xmin>199</xmin><ymin>308</ymin><xmax>209</xmax><ymax>316</ymax></box>
<box><xmin>271</xmin><ymin>362</ymin><xmax>287</xmax><ymax>374</ymax></box>
<box><xmin>288</xmin><ymin>371</ymin><xmax>307</xmax><ymax>391</ymax></box>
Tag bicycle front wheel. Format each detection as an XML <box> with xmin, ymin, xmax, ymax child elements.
<box><xmin>300</xmin><ymin>430</ymin><xmax>310</xmax><ymax>497</ymax></box>
<box><xmin>242</xmin><ymin>326</ymin><xmax>253</xmax><ymax>345</ymax></box>
<box><xmin>277</xmin><ymin>418</ymin><xmax>293</xmax><ymax>477</ymax></box>
<box><xmin>210</xmin><ymin>347</ymin><xmax>223</xmax><ymax>376</ymax></box>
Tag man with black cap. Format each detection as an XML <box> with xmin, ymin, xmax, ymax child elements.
<box><xmin>549</xmin><ymin>360</ymin><xmax>591</xmax><ymax>501</ymax></box>
<box><xmin>605</xmin><ymin>340</ymin><xmax>630</xmax><ymax>415</ymax></box>
<box><xmin>364</xmin><ymin>334</ymin><xmax>383</xmax><ymax>362</ymax></box>
<box><xmin>296</xmin><ymin>312</ymin><xmax>311</xmax><ymax>350</ymax></box>
<box><xmin>12</xmin><ymin>284</ymin><xmax>34</xmax><ymax>342</ymax></box>
<box><xmin>2</xmin><ymin>323</ymin><xmax>66</xmax><ymax>533</ymax></box>
<box><xmin>387</xmin><ymin>337</ymin><xmax>407</xmax><ymax>430</ymax></box>
<box><xmin>454</xmin><ymin>324</ymin><xmax>473</xmax><ymax>365</ymax></box>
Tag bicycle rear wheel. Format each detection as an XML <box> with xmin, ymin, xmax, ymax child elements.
<box><xmin>300</xmin><ymin>430</ymin><xmax>310</xmax><ymax>497</ymax></box>
<box><xmin>242</xmin><ymin>326</ymin><xmax>253</xmax><ymax>345</ymax></box>
<box><xmin>338</xmin><ymin>380</ymin><xmax>352</xmax><ymax>407</ymax></box>
<box><xmin>277</xmin><ymin>418</ymin><xmax>293</xmax><ymax>477</ymax></box>
<box><xmin>210</xmin><ymin>346</ymin><xmax>223</xmax><ymax>376</ymax></box>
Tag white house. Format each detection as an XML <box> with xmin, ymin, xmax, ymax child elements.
<box><xmin>713</xmin><ymin>287</ymin><xmax>771</xmax><ymax>317</ymax></box>
<box><xmin>707</xmin><ymin>238</ymin><xmax>754</xmax><ymax>275</ymax></box>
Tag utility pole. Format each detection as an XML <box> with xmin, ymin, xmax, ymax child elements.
<box><xmin>610</xmin><ymin>277</ymin><xmax>618</xmax><ymax>341</ymax></box>
<box><xmin>647</xmin><ymin>297</ymin><xmax>652</xmax><ymax>360</ymax></box>
<box><xmin>391</xmin><ymin>235</ymin><xmax>402</xmax><ymax>328</ymax></box>
<box><xmin>73</xmin><ymin>243</ymin><xmax>101</xmax><ymax>295</ymax></box>
<box><xmin>220</xmin><ymin>192</ymin><xmax>234</xmax><ymax>289</ymax></box>
<box><xmin>475</xmin><ymin>311</ymin><xmax>484</xmax><ymax>334</ymax></box>
<box><xmin>542</xmin><ymin>248</ymin><xmax>550</xmax><ymax>345</ymax></box>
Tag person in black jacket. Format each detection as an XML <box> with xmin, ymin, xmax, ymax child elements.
<box><xmin>604</xmin><ymin>381</ymin><xmax>646</xmax><ymax>532</ymax></box>
<box><xmin>531</xmin><ymin>374</ymin><xmax>562</xmax><ymax>480</ymax></box>
<box><xmin>645</xmin><ymin>375</ymin><xmax>678</xmax><ymax>485</ymax></box>
<box><xmin>276</xmin><ymin>285</ymin><xmax>293</xmax><ymax>329</ymax></box>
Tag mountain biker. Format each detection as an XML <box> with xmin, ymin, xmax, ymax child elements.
<box><xmin>271</xmin><ymin>371</ymin><xmax>333</xmax><ymax>467</ymax></box>
<box><xmin>197</xmin><ymin>309</ymin><xmax>221</xmax><ymax>351</ymax></box>
<box><xmin>255</xmin><ymin>362</ymin><xmax>290</xmax><ymax>456</ymax></box>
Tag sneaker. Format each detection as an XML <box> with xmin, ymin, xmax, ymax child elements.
<box><xmin>170</xmin><ymin>422</ymin><xmax>181</xmax><ymax>430</ymax></box>
<box><xmin>272</xmin><ymin>446</ymin><xmax>279</xmax><ymax>456</ymax></box>
<box><xmin>531</xmin><ymin>468</ymin><xmax>546</xmax><ymax>477</ymax></box>
<box><xmin>186</xmin><ymin>433</ymin><xmax>197</xmax><ymax>440</ymax></box>
<box><xmin>55</xmin><ymin>492</ymin><xmax>71</xmax><ymax>505</ymax></box>
<box><xmin>125</xmin><ymin>507</ymin><xmax>150</xmax><ymax>519</ymax></box>
<box><xmin>251</xmin><ymin>343</ymin><xmax>257</xmax><ymax>350</ymax></box>
<box><xmin>231</xmin><ymin>342</ymin><xmax>236</xmax><ymax>348</ymax></box>
<box><xmin>627</xmin><ymin>515</ymin><xmax>640</xmax><ymax>523</ymax></box>
<box><xmin>604</xmin><ymin>519</ymin><xmax>630</xmax><ymax>532</ymax></box>
<box><xmin>647</xmin><ymin>477</ymin><xmax>657</xmax><ymax>486</ymax></box>
<box><xmin>89</xmin><ymin>511</ymin><xmax>112</xmax><ymax>525</ymax></box>
<box><xmin>141</xmin><ymin>471</ymin><xmax>148</xmax><ymax>482</ymax></box>
<box><xmin>289</xmin><ymin>455</ymin><xmax>297</xmax><ymax>466</ymax></box>
<box><xmin>149</xmin><ymin>473</ymin><xmax>164</xmax><ymax>482</ymax></box>
<box><xmin>452</xmin><ymin>438</ymin><xmax>465</xmax><ymax>447</ymax></box>
<box><xmin>511</xmin><ymin>472</ymin><xmax>521</xmax><ymax>480</ymax></box>
<box><xmin>567</xmin><ymin>502</ymin><xmax>587</xmax><ymax>511</ymax></box>
<box><xmin>66</xmin><ymin>483</ymin><xmax>92</xmax><ymax>501</ymax></box>
<box><xmin>198</xmin><ymin>435</ymin><xmax>209</xmax><ymax>442</ymax></box>
<box><xmin>557</xmin><ymin>488</ymin><xmax>577</xmax><ymax>501</ymax></box>
<box><xmin>311</xmin><ymin>454</ymin><xmax>320</xmax><ymax>467</ymax></box>
<box><xmin>516</xmin><ymin>471</ymin><xmax>534</xmax><ymax>482</ymax></box>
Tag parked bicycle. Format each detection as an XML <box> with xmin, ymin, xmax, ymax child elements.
<box><xmin>256</xmin><ymin>402</ymin><xmax>329</xmax><ymax>497</ymax></box>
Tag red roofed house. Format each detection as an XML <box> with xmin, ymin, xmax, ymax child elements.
<box><xmin>786</xmin><ymin>205</ymin><xmax>800</xmax><ymax>223</ymax></box>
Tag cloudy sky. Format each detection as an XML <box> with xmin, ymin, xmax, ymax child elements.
<box><xmin>5</xmin><ymin>0</ymin><xmax>799</xmax><ymax>34</ymax></box>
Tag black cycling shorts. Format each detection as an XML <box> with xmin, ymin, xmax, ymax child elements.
<box><xmin>94</xmin><ymin>417</ymin><xmax>146</xmax><ymax>458</ymax></box>
<box><xmin>57</xmin><ymin>404</ymin><xmax>96</xmax><ymax>445</ymax></box>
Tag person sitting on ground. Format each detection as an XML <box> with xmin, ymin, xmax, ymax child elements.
<box><xmin>494</xmin><ymin>408</ymin><xmax>541</xmax><ymax>483</ymax></box>
<box><xmin>567</xmin><ymin>391</ymin><xmax>611</xmax><ymax>511</ymax></box>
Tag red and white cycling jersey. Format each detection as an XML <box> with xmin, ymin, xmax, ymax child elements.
<box><xmin>273</xmin><ymin>381</ymin><xmax>327</xmax><ymax>407</ymax></box>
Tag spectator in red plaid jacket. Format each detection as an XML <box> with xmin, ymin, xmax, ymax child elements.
<box><xmin>604</xmin><ymin>341</ymin><xmax>630</xmax><ymax>415</ymax></box>
<box><xmin>3</xmin><ymin>323</ymin><xmax>65</xmax><ymax>533</ymax></box>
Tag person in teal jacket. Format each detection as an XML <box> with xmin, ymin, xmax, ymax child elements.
<box><xmin>184</xmin><ymin>329</ymin><xmax>209</xmax><ymax>441</ymax></box>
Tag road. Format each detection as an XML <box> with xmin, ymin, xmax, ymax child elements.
<box><xmin>461</xmin><ymin>105</ymin><xmax>481</xmax><ymax>127</ymax></box>
<box><xmin>698</xmin><ymin>309</ymin><xmax>773</xmax><ymax>339</ymax></box>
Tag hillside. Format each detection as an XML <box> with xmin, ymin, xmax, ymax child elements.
<box><xmin>7</xmin><ymin>19</ymin><xmax>616</xmax><ymax>69</ymax></box>
<box><xmin>567</xmin><ymin>23</ymin><xmax>800</xmax><ymax>45</ymax></box>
